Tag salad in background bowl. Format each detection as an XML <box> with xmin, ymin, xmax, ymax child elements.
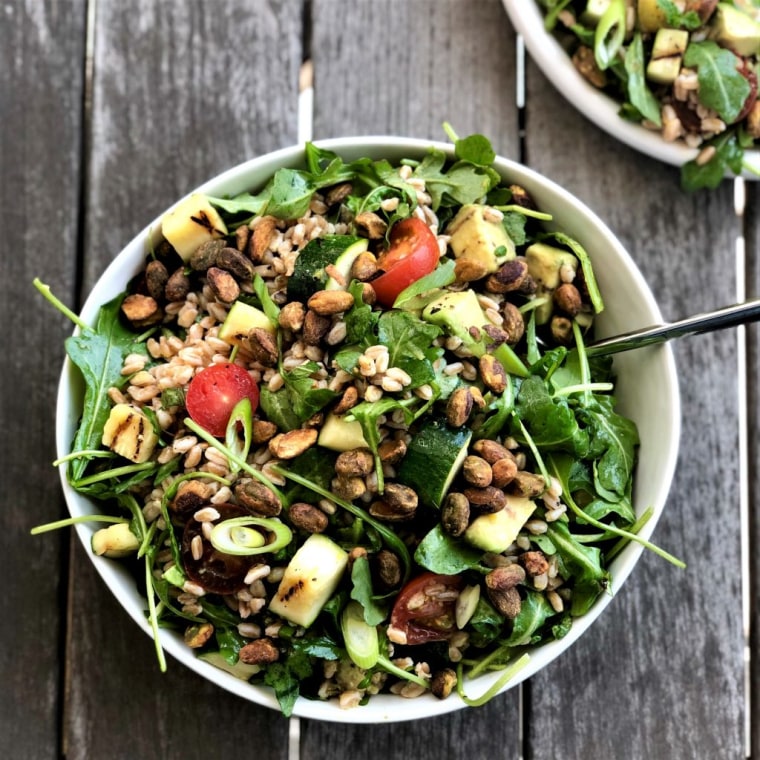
<box><xmin>504</xmin><ymin>0</ymin><xmax>760</xmax><ymax>189</ymax></box>
<box><xmin>38</xmin><ymin>134</ymin><xmax>680</xmax><ymax>722</ymax></box>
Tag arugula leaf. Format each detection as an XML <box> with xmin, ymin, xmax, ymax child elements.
<box><xmin>378</xmin><ymin>311</ymin><xmax>441</xmax><ymax>381</ymax></box>
<box><xmin>264</xmin><ymin>662</ymin><xmax>304</xmax><ymax>717</ymax></box>
<box><xmin>260</xmin><ymin>361</ymin><xmax>338</xmax><ymax>431</ymax></box>
<box><xmin>65</xmin><ymin>295</ymin><xmax>146</xmax><ymax>480</ymax></box>
<box><xmin>467</xmin><ymin>597</ymin><xmax>503</xmax><ymax>647</ymax></box>
<box><xmin>502</xmin><ymin>211</ymin><xmax>528</xmax><ymax>246</ymax></box>
<box><xmin>624</xmin><ymin>32</ymin><xmax>662</xmax><ymax>126</ymax></box>
<box><xmin>392</xmin><ymin>259</ymin><xmax>457</xmax><ymax>309</ymax></box>
<box><xmin>414</xmin><ymin>524</ymin><xmax>487</xmax><ymax>574</ymax></box>
<box><xmin>350</xmin><ymin>556</ymin><xmax>387</xmax><ymax>625</ymax></box>
<box><xmin>657</xmin><ymin>0</ymin><xmax>702</xmax><ymax>30</ymax></box>
<box><xmin>546</xmin><ymin>521</ymin><xmax>608</xmax><ymax>588</ymax></box>
<box><xmin>502</xmin><ymin>590</ymin><xmax>555</xmax><ymax>647</ymax></box>
<box><xmin>514</xmin><ymin>375</ymin><xmax>589</xmax><ymax>456</ymax></box>
<box><xmin>453</xmin><ymin>133</ymin><xmax>496</xmax><ymax>166</ymax></box>
<box><xmin>681</xmin><ymin>130</ymin><xmax>744</xmax><ymax>191</ymax></box>
<box><xmin>683</xmin><ymin>41</ymin><xmax>751</xmax><ymax>124</ymax></box>
<box><xmin>581</xmin><ymin>396</ymin><xmax>639</xmax><ymax>501</ymax></box>
<box><xmin>413</xmin><ymin>148</ymin><xmax>499</xmax><ymax>209</ymax></box>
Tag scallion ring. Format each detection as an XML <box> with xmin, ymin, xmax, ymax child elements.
<box><xmin>209</xmin><ymin>517</ymin><xmax>292</xmax><ymax>556</ymax></box>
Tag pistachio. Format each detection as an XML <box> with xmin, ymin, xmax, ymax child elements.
<box><xmin>485</xmin><ymin>565</ymin><xmax>526</xmax><ymax>619</ymax></box>
<box><xmin>464</xmin><ymin>485</ymin><xmax>507</xmax><ymax>513</ymax></box>
<box><xmin>508</xmin><ymin>471</ymin><xmax>546</xmax><ymax>499</ymax></box>
<box><xmin>288</xmin><ymin>502</ymin><xmax>329</xmax><ymax>533</ymax></box>
<box><xmin>190</xmin><ymin>239</ymin><xmax>225</xmax><ymax>271</ymax></box>
<box><xmin>431</xmin><ymin>668</ymin><xmax>458</xmax><ymax>700</ymax></box>
<box><xmin>479</xmin><ymin>354</ymin><xmax>507</xmax><ymax>394</ymax></box>
<box><xmin>378</xmin><ymin>438</ymin><xmax>407</xmax><ymax>463</ymax></box>
<box><xmin>217</xmin><ymin>246</ymin><xmax>255</xmax><ymax>281</ymax></box>
<box><xmin>446</xmin><ymin>387</ymin><xmax>474</xmax><ymax>427</ymax></box>
<box><xmin>247</xmin><ymin>327</ymin><xmax>279</xmax><ymax>366</ymax></box>
<box><xmin>302</xmin><ymin>309</ymin><xmax>331</xmax><ymax>344</ymax></box>
<box><xmin>333</xmin><ymin>385</ymin><xmax>359</xmax><ymax>414</ymax></box>
<box><xmin>351</xmin><ymin>251</ymin><xmax>379</xmax><ymax>281</ymax></box>
<box><xmin>550</xmin><ymin>315</ymin><xmax>574</xmax><ymax>345</ymax></box>
<box><xmin>491</xmin><ymin>457</ymin><xmax>518</xmax><ymax>488</ymax></box>
<box><xmin>251</xmin><ymin>419</ymin><xmax>278</xmax><ymax>445</ymax></box>
<box><xmin>501</xmin><ymin>301</ymin><xmax>525</xmax><ymax>345</ymax></box>
<box><xmin>325</xmin><ymin>182</ymin><xmax>353</xmax><ymax>207</ymax></box>
<box><xmin>235</xmin><ymin>224</ymin><xmax>251</xmax><ymax>252</ymax></box>
<box><xmin>485</xmin><ymin>258</ymin><xmax>529</xmax><ymax>294</ymax></box>
<box><xmin>307</xmin><ymin>289</ymin><xmax>355</xmax><ymax>316</ymax></box>
<box><xmin>184</xmin><ymin>622</ymin><xmax>214</xmax><ymax>648</ymax></box>
<box><xmin>441</xmin><ymin>492</ymin><xmax>470</xmax><ymax>537</ymax></box>
<box><xmin>170</xmin><ymin>479</ymin><xmax>214</xmax><ymax>521</ymax></box>
<box><xmin>331</xmin><ymin>476</ymin><xmax>367</xmax><ymax>501</ymax></box>
<box><xmin>520</xmin><ymin>550</ymin><xmax>550</xmax><ymax>577</ymax></box>
<box><xmin>455</xmin><ymin>257</ymin><xmax>490</xmax><ymax>283</ymax></box>
<box><xmin>554</xmin><ymin>282</ymin><xmax>582</xmax><ymax>317</ymax></box>
<box><xmin>240</xmin><ymin>637</ymin><xmax>280</xmax><ymax>665</ymax></box>
<box><xmin>165</xmin><ymin>267</ymin><xmax>191</xmax><ymax>302</ymax></box>
<box><xmin>249</xmin><ymin>216</ymin><xmax>277</xmax><ymax>262</ymax></box>
<box><xmin>462</xmin><ymin>455</ymin><xmax>493</xmax><ymax>488</ymax></box>
<box><xmin>375</xmin><ymin>549</ymin><xmax>402</xmax><ymax>588</ymax></box>
<box><xmin>472</xmin><ymin>439</ymin><xmax>514</xmax><ymax>464</ymax></box>
<box><xmin>335</xmin><ymin>448</ymin><xmax>374</xmax><ymax>477</ymax></box>
<box><xmin>278</xmin><ymin>301</ymin><xmax>306</xmax><ymax>332</ymax></box>
<box><xmin>145</xmin><ymin>259</ymin><xmax>169</xmax><ymax>301</ymax></box>
<box><xmin>354</xmin><ymin>211</ymin><xmax>388</xmax><ymax>239</ymax></box>
<box><xmin>234</xmin><ymin>480</ymin><xmax>282</xmax><ymax>517</ymax></box>
<box><xmin>206</xmin><ymin>266</ymin><xmax>240</xmax><ymax>303</ymax></box>
<box><xmin>268</xmin><ymin>428</ymin><xmax>318</xmax><ymax>459</ymax></box>
<box><xmin>121</xmin><ymin>293</ymin><xmax>163</xmax><ymax>327</ymax></box>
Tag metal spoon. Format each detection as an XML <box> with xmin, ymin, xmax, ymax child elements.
<box><xmin>585</xmin><ymin>298</ymin><xmax>760</xmax><ymax>357</ymax></box>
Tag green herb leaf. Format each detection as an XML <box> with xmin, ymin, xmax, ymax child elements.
<box><xmin>624</xmin><ymin>32</ymin><xmax>662</xmax><ymax>126</ymax></box>
<box><xmin>453</xmin><ymin>133</ymin><xmax>496</xmax><ymax>167</ymax></box>
<box><xmin>350</xmin><ymin>556</ymin><xmax>387</xmax><ymax>626</ymax></box>
<box><xmin>392</xmin><ymin>259</ymin><xmax>457</xmax><ymax>309</ymax></box>
<box><xmin>502</xmin><ymin>590</ymin><xmax>555</xmax><ymax>647</ymax></box>
<box><xmin>683</xmin><ymin>41</ymin><xmax>751</xmax><ymax>124</ymax></box>
<box><xmin>681</xmin><ymin>130</ymin><xmax>743</xmax><ymax>190</ymax></box>
<box><xmin>65</xmin><ymin>296</ymin><xmax>146</xmax><ymax>481</ymax></box>
<box><xmin>414</xmin><ymin>524</ymin><xmax>486</xmax><ymax>574</ymax></box>
<box><xmin>657</xmin><ymin>0</ymin><xmax>702</xmax><ymax>30</ymax></box>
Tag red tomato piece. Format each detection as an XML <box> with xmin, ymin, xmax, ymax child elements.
<box><xmin>186</xmin><ymin>362</ymin><xmax>259</xmax><ymax>437</ymax></box>
<box><xmin>389</xmin><ymin>572</ymin><xmax>464</xmax><ymax>645</ymax></box>
<box><xmin>370</xmin><ymin>217</ymin><xmax>439</xmax><ymax>307</ymax></box>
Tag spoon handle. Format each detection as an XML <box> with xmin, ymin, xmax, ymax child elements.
<box><xmin>585</xmin><ymin>298</ymin><xmax>760</xmax><ymax>357</ymax></box>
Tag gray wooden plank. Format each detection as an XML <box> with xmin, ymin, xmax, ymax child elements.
<box><xmin>303</xmin><ymin>0</ymin><xmax>523</xmax><ymax>756</ymax></box>
<box><xmin>745</xmin><ymin>182</ymin><xmax>759</xmax><ymax>757</ymax></box>
<box><xmin>522</xmin><ymin>62</ymin><xmax>745</xmax><ymax>758</ymax></box>
<box><xmin>1</xmin><ymin>1</ymin><xmax>87</xmax><ymax>757</ymax></box>
<box><xmin>65</xmin><ymin>2</ymin><xmax>304</xmax><ymax>758</ymax></box>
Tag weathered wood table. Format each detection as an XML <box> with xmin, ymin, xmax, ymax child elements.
<box><xmin>3</xmin><ymin>1</ymin><xmax>755</xmax><ymax>757</ymax></box>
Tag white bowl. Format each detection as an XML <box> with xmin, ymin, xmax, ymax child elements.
<box><xmin>56</xmin><ymin>136</ymin><xmax>680</xmax><ymax>722</ymax></box>
<box><xmin>502</xmin><ymin>0</ymin><xmax>760</xmax><ymax>177</ymax></box>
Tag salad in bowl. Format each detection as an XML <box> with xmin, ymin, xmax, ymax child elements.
<box><xmin>507</xmin><ymin>0</ymin><xmax>760</xmax><ymax>189</ymax></box>
<box><xmin>37</xmin><ymin>132</ymin><xmax>680</xmax><ymax>722</ymax></box>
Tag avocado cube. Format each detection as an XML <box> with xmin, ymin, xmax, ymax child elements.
<box><xmin>318</xmin><ymin>412</ymin><xmax>369</xmax><ymax>451</ymax></box>
<box><xmin>647</xmin><ymin>28</ymin><xmax>688</xmax><ymax>85</ymax></box>
<box><xmin>710</xmin><ymin>3</ymin><xmax>760</xmax><ymax>57</ymax></box>
<box><xmin>464</xmin><ymin>495</ymin><xmax>536</xmax><ymax>554</ymax></box>
<box><xmin>218</xmin><ymin>301</ymin><xmax>275</xmax><ymax>349</ymax></box>
<box><xmin>421</xmin><ymin>289</ymin><xmax>488</xmax><ymax>355</ymax></box>
<box><xmin>447</xmin><ymin>204</ymin><xmax>515</xmax><ymax>276</ymax></box>
<box><xmin>525</xmin><ymin>243</ymin><xmax>578</xmax><ymax>325</ymax></box>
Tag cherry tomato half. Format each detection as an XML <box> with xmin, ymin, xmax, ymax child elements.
<box><xmin>389</xmin><ymin>572</ymin><xmax>464</xmax><ymax>645</ymax></box>
<box><xmin>370</xmin><ymin>217</ymin><xmax>439</xmax><ymax>307</ymax></box>
<box><xmin>186</xmin><ymin>362</ymin><xmax>259</xmax><ymax>437</ymax></box>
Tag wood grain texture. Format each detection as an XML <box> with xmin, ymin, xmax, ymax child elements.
<box><xmin>310</xmin><ymin>0</ymin><xmax>520</xmax><ymax>157</ymax></box>
<box><xmin>64</xmin><ymin>2</ymin><xmax>303</xmax><ymax>758</ymax></box>
<box><xmin>305</xmin><ymin>2</ymin><xmax>522</xmax><ymax>756</ymax></box>
<box><xmin>522</xmin><ymin>62</ymin><xmax>745</xmax><ymax>759</ymax></box>
<box><xmin>1</xmin><ymin>1</ymin><xmax>86</xmax><ymax>758</ymax></box>
<box><xmin>745</xmin><ymin>181</ymin><xmax>759</xmax><ymax>757</ymax></box>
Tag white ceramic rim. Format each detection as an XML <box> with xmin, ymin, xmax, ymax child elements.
<box><xmin>56</xmin><ymin>136</ymin><xmax>681</xmax><ymax>722</ymax></box>
<box><xmin>502</xmin><ymin>0</ymin><xmax>760</xmax><ymax>177</ymax></box>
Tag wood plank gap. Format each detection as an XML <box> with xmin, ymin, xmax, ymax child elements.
<box><xmin>734</xmin><ymin>177</ymin><xmax>751</xmax><ymax>759</ymax></box>
<box><xmin>71</xmin><ymin>0</ymin><xmax>97</xmax><ymax>311</ymax></box>
<box><xmin>516</xmin><ymin>33</ymin><xmax>526</xmax><ymax>164</ymax></box>
<box><xmin>61</xmin><ymin>1</ymin><xmax>97</xmax><ymax>755</ymax></box>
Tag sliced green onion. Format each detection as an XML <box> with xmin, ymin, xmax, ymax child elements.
<box><xmin>209</xmin><ymin>516</ymin><xmax>292</xmax><ymax>556</ymax></box>
<box><xmin>225</xmin><ymin>396</ymin><xmax>253</xmax><ymax>475</ymax></box>
<box><xmin>493</xmin><ymin>204</ymin><xmax>553</xmax><ymax>221</ymax></box>
<box><xmin>594</xmin><ymin>0</ymin><xmax>626</xmax><ymax>71</ymax></box>
<box><xmin>341</xmin><ymin>601</ymin><xmax>380</xmax><ymax>670</ymax></box>
<box><xmin>456</xmin><ymin>652</ymin><xmax>530</xmax><ymax>707</ymax></box>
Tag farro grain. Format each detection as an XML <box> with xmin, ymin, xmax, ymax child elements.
<box><xmin>194</xmin><ymin>506</ymin><xmax>220</xmax><ymax>522</ymax></box>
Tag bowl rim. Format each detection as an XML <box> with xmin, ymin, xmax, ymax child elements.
<box><xmin>501</xmin><ymin>0</ymin><xmax>760</xmax><ymax>177</ymax></box>
<box><xmin>56</xmin><ymin>135</ymin><xmax>681</xmax><ymax>722</ymax></box>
